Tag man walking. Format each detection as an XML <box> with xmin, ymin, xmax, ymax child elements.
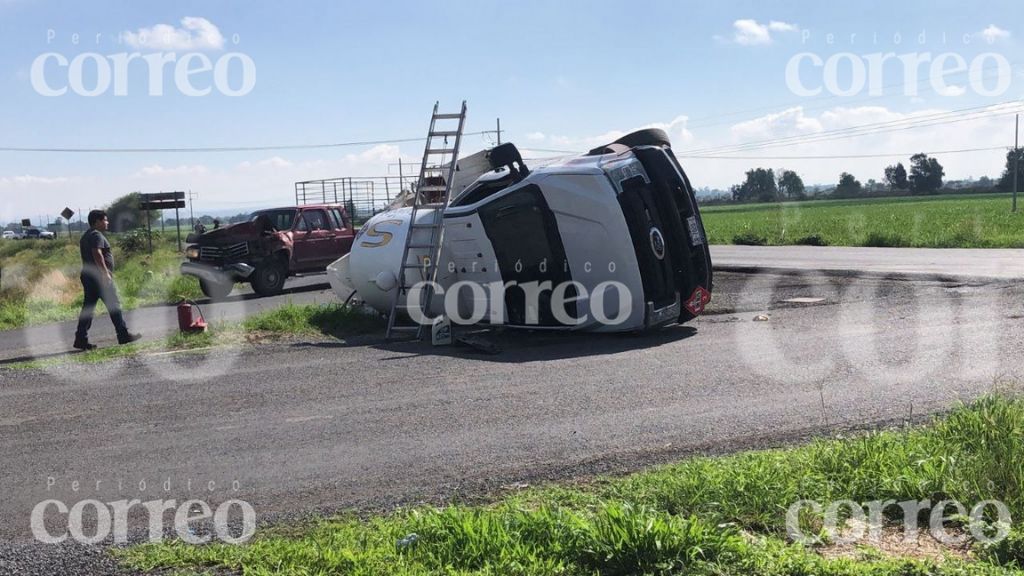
<box><xmin>73</xmin><ymin>210</ymin><xmax>141</xmax><ymax>350</ymax></box>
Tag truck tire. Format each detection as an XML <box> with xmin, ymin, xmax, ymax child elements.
<box><xmin>251</xmin><ymin>260</ymin><xmax>286</xmax><ymax>296</ymax></box>
<box><xmin>200</xmin><ymin>278</ymin><xmax>234</xmax><ymax>301</ymax></box>
<box><xmin>612</xmin><ymin>128</ymin><xmax>672</xmax><ymax>149</ymax></box>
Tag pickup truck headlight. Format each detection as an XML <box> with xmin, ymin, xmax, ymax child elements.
<box><xmin>185</xmin><ymin>246</ymin><xmax>200</xmax><ymax>260</ymax></box>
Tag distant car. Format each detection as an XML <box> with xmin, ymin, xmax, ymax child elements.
<box><xmin>1</xmin><ymin>231</ymin><xmax>16</xmax><ymax>240</ymax></box>
<box><xmin>23</xmin><ymin>228</ymin><xmax>55</xmax><ymax>240</ymax></box>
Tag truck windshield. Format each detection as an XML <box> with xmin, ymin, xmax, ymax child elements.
<box><xmin>251</xmin><ymin>209</ymin><xmax>297</xmax><ymax>231</ymax></box>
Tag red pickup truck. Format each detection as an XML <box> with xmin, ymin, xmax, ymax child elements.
<box><xmin>181</xmin><ymin>204</ymin><xmax>355</xmax><ymax>300</ymax></box>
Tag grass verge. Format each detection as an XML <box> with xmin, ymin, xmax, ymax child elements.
<box><xmin>0</xmin><ymin>234</ymin><xmax>204</xmax><ymax>331</ymax></box>
<box><xmin>2</xmin><ymin>303</ymin><xmax>382</xmax><ymax>370</ymax></box>
<box><xmin>115</xmin><ymin>393</ymin><xmax>1024</xmax><ymax>575</ymax></box>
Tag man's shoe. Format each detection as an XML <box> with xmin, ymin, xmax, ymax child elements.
<box><xmin>117</xmin><ymin>332</ymin><xmax>143</xmax><ymax>345</ymax></box>
<box><xmin>72</xmin><ymin>340</ymin><xmax>97</xmax><ymax>351</ymax></box>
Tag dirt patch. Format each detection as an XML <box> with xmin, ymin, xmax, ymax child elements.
<box><xmin>818</xmin><ymin>520</ymin><xmax>974</xmax><ymax>563</ymax></box>
<box><xmin>31</xmin><ymin>269</ymin><xmax>79</xmax><ymax>305</ymax></box>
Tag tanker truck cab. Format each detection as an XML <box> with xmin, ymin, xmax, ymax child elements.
<box><xmin>331</xmin><ymin>128</ymin><xmax>713</xmax><ymax>333</ymax></box>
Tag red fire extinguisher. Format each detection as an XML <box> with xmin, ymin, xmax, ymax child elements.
<box><xmin>177</xmin><ymin>300</ymin><xmax>209</xmax><ymax>333</ymax></box>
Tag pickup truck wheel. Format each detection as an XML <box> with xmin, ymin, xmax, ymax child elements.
<box><xmin>251</xmin><ymin>261</ymin><xmax>286</xmax><ymax>296</ymax></box>
<box><xmin>199</xmin><ymin>278</ymin><xmax>234</xmax><ymax>301</ymax></box>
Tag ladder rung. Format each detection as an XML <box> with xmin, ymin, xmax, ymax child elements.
<box><xmin>430</xmin><ymin>131</ymin><xmax>459</xmax><ymax>137</ymax></box>
<box><xmin>410</xmin><ymin>222</ymin><xmax>441</xmax><ymax>228</ymax></box>
<box><xmin>406</xmin><ymin>243</ymin><xmax>437</xmax><ymax>249</ymax></box>
<box><xmin>416</xmin><ymin>203</ymin><xmax>446</xmax><ymax>209</ymax></box>
<box><xmin>433</xmin><ymin>113</ymin><xmax>463</xmax><ymax>120</ymax></box>
<box><xmin>388</xmin><ymin>325</ymin><xmax>420</xmax><ymax>331</ymax></box>
<box><xmin>418</xmin><ymin>185</ymin><xmax>447</xmax><ymax>192</ymax></box>
<box><xmin>426</xmin><ymin>148</ymin><xmax>455</xmax><ymax>155</ymax></box>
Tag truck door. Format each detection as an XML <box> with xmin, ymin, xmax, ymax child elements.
<box><xmin>292</xmin><ymin>209</ymin><xmax>335</xmax><ymax>269</ymax></box>
<box><xmin>328</xmin><ymin>207</ymin><xmax>355</xmax><ymax>256</ymax></box>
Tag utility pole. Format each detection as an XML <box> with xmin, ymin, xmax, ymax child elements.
<box><xmin>1014</xmin><ymin>114</ymin><xmax>1019</xmax><ymax>213</ymax></box>
<box><xmin>188</xmin><ymin>189</ymin><xmax>197</xmax><ymax>229</ymax></box>
<box><xmin>496</xmin><ymin>118</ymin><xmax>502</xmax><ymax>145</ymax></box>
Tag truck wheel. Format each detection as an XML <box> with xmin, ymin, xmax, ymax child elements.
<box><xmin>200</xmin><ymin>278</ymin><xmax>234</xmax><ymax>301</ymax></box>
<box><xmin>612</xmin><ymin>128</ymin><xmax>672</xmax><ymax>149</ymax></box>
<box><xmin>251</xmin><ymin>260</ymin><xmax>286</xmax><ymax>296</ymax></box>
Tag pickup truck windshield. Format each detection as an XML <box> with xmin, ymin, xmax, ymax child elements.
<box><xmin>251</xmin><ymin>209</ymin><xmax>297</xmax><ymax>232</ymax></box>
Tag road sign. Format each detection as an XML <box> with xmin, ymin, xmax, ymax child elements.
<box><xmin>139</xmin><ymin>192</ymin><xmax>186</xmax><ymax>202</ymax></box>
<box><xmin>21</xmin><ymin>219</ymin><xmax>30</xmax><ymax>227</ymax></box>
<box><xmin>138</xmin><ymin>200</ymin><xmax>186</xmax><ymax>211</ymax></box>
<box><xmin>60</xmin><ymin>207</ymin><xmax>74</xmax><ymax>221</ymax></box>
<box><xmin>138</xmin><ymin>192</ymin><xmax>187</xmax><ymax>253</ymax></box>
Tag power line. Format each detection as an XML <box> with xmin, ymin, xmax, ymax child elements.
<box><xmin>701</xmin><ymin>107</ymin><xmax>1024</xmax><ymax>156</ymax></box>
<box><xmin>0</xmin><ymin>131</ymin><xmax>495</xmax><ymax>154</ymax></box>
<box><xmin>675</xmin><ymin>146</ymin><xmax>1008</xmax><ymax>160</ymax></box>
<box><xmin>682</xmin><ymin>101</ymin><xmax>1024</xmax><ymax>156</ymax></box>
<box><xmin>684</xmin><ymin>61</ymin><xmax>1018</xmax><ymax>129</ymax></box>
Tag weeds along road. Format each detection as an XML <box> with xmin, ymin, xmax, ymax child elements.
<box><xmin>0</xmin><ymin>275</ymin><xmax>333</xmax><ymax>364</ymax></box>
<box><xmin>1</xmin><ymin>271</ymin><xmax>1023</xmax><ymax>555</ymax></box>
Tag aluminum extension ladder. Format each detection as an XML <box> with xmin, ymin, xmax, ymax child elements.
<box><xmin>385</xmin><ymin>101</ymin><xmax>467</xmax><ymax>341</ymax></box>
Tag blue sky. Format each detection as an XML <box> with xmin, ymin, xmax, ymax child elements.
<box><xmin>0</xmin><ymin>0</ymin><xmax>1021</xmax><ymax>223</ymax></box>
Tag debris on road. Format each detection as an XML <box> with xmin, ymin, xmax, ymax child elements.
<box><xmin>753</xmin><ymin>315</ymin><xmax>770</xmax><ymax>322</ymax></box>
<box><xmin>396</xmin><ymin>533</ymin><xmax>420</xmax><ymax>553</ymax></box>
<box><xmin>455</xmin><ymin>334</ymin><xmax>502</xmax><ymax>355</ymax></box>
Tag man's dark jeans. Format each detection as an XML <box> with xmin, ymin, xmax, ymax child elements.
<box><xmin>75</xmin><ymin>271</ymin><xmax>129</xmax><ymax>342</ymax></box>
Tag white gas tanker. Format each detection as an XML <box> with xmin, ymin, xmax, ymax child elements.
<box><xmin>327</xmin><ymin>128</ymin><xmax>713</xmax><ymax>333</ymax></box>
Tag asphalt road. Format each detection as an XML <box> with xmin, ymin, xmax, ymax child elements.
<box><xmin>2</xmin><ymin>270</ymin><xmax>1024</xmax><ymax>574</ymax></box>
<box><xmin>710</xmin><ymin>245</ymin><xmax>1024</xmax><ymax>279</ymax></box>
<box><xmin>4</xmin><ymin>246</ymin><xmax>1020</xmax><ymax>365</ymax></box>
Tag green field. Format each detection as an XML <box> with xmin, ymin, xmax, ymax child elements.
<box><xmin>701</xmin><ymin>193</ymin><xmax>1024</xmax><ymax>248</ymax></box>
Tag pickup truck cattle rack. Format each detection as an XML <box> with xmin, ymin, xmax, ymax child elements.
<box><xmin>294</xmin><ymin>176</ymin><xmax>416</xmax><ymax>226</ymax></box>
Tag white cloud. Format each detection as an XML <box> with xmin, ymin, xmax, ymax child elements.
<box><xmin>938</xmin><ymin>84</ymin><xmax>967</xmax><ymax>97</ymax></box>
<box><xmin>728</xmin><ymin>19</ymin><xmax>798</xmax><ymax>46</ymax></box>
<box><xmin>977</xmin><ymin>25</ymin><xmax>1011</xmax><ymax>42</ymax></box>
<box><xmin>731</xmin><ymin>106</ymin><xmax>823</xmax><ymax>140</ymax></box>
<box><xmin>525</xmin><ymin>132</ymin><xmax>546</xmax><ymax>142</ymax></box>
<box><xmin>768</xmin><ymin>21</ymin><xmax>798</xmax><ymax>32</ymax></box>
<box><xmin>0</xmin><ymin>175</ymin><xmax>73</xmax><ymax>187</ymax></box>
<box><xmin>540</xmin><ymin>116</ymin><xmax>695</xmax><ymax>152</ymax></box>
<box><xmin>909</xmin><ymin>96</ymin><xmax>925</xmax><ymax>104</ymax></box>
<box><xmin>674</xmin><ymin>103</ymin><xmax>1018</xmax><ymax>190</ymax></box>
<box><xmin>123</xmin><ymin>17</ymin><xmax>225</xmax><ymax>51</ymax></box>
<box><xmin>259</xmin><ymin>157</ymin><xmax>295</xmax><ymax>168</ymax></box>
<box><xmin>133</xmin><ymin>164</ymin><xmax>209</xmax><ymax>178</ymax></box>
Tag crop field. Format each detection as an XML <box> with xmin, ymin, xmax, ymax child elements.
<box><xmin>700</xmin><ymin>193</ymin><xmax>1024</xmax><ymax>248</ymax></box>
<box><xmin>0</xmin><ymin>233</ymin><xmax>202</xmax><ymax>331</ymax></box>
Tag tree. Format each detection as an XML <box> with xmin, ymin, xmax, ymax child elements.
<box><xmin>997</xmin><ymin>147</ymin><xmax>1024</xmax><ymax>192</ymax></box>
<box><xmin>107</xmin><ymin>192</ymin><xmax>161</xmax><ymax>232</ymax></box>
<box><xmin>909</xmin><ymin>153</ymin><xmax>944</xmax><ymax>194</ymax></box>
<box><xmin>884</xmin><ymin>162</ymin><xmax>909</xmax><ymax>191</ymax></box>
<box><xmin>834</xmin><ymin>172</ymin><xmax>863</xmax><ymax>198</ymax></box>
<box><xmin>731</xmin><ymin>168</ymin><xmax>778</xmax><ymax>203</ymax></box>
<box><xmin>776</xmin><ymin>169</ymin><xmax>806</xmax><ymax>200</ymax></box>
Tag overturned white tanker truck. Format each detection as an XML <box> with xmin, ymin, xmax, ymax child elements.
<box><xmin>327</xmin><ymin>128</ymin><xmax>713</xmax><ymax>334</ymax></box>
